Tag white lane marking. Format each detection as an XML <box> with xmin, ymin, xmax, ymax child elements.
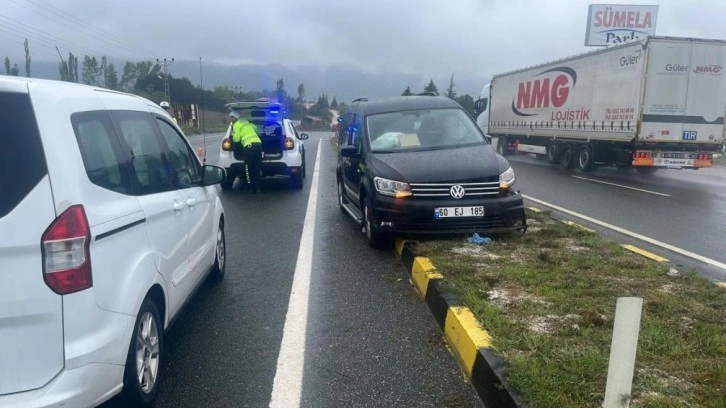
<box><xmin>269</xmin><ymin>141</ymin><xmax>322</xmax><ymax>408</ymax></box>
<box><xmin>523</xmin><ymin>194</ymin><xmax>726</xmax><ymax>272</ymax></box>
<box><xmin>571</xmin><ymin>176</ymin><xmax>671</xmax><ymax>197</ymax></box>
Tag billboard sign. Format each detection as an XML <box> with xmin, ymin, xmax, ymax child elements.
<box><xmin>585</xmin><ymin>4</ymin><xmax>658</xmax><ymax>46</ymax></box>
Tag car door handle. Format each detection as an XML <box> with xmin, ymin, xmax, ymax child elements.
<box><xmin>186</xmin><ymin>198</ymin><xmax>197</xmax><ymax>207</ymax></box>
<box><xmin>173</xmin><ymin>201</ymin><xmax>185</xmax><ymax>211</ymax></box>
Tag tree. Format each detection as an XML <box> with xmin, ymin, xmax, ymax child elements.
<box><xmin>275</xmin><ymin>78</ymin><xmax>286</xmax><ymax>104</ymax></box>
<box><xmin>4</xmin><ymin>57</ymin><xmax>19</xmax><ymax>76</ymax></box>
<box><xmin>24</xmin><ymin>39</ymin><xmax>31</xmax><ymax>77</ymax></box>
<box><xmin>445</xmin><ymin>74</ymin><xmax>456</xmax><ymax>99</ymax></box>
<box><xmin>70</xmin><ymin>53</ymin><xmax>79</xmax><ymax>83</ymax></box>
<box><xmin>402</xmin><ymin>86</ymin><xmax>412</xmax><ymax>96</ymax></box>
<box><xmin>59</xmin><ymin>53</ymin><xmax>78</xmax><ymax>82</ymax></box>
<box><xmin>454</xmin><ymin>94</ymin><xmax>475</xmax><ymax>117</ymax></box>
<box><xmin>331</xmin><ymin>97</ymin><xmax>338</xmax><ymax>109</ymax></box>
<box><xmin>120</xmin><ymin>62</ymin><xmax>137</xmax><ymax>91</ymax></box>
<box><xmin>424</xmin><ymin>79</ymin><xmax>438</xmax><ymax>94</ymax></box>
<box><xmin>82</xmin><ymin>56</ymin><xmax>101</xmax><ymax>85</ymax></box>
<box><xmin>297</xmin><ymin>82</ymin><xmax>305</xmax><ymax>102</ymax></box>
<box><xmin>105</xmin><ymin>62</ymin><xmax>119</xmax><ymax>90</ymax></box>
<box><xmin>213</xmin><ymin>86</ymin><xmax>235</xmax><ymax>102</ymax></box>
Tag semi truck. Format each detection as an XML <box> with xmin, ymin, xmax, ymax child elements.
<box><xmin>474</xmin><ymin>36</ymin><xmax>726</xmax><ymax>172</ymax></box>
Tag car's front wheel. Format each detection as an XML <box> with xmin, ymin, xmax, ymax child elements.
<box><xmin>124</xmin><ymin>298</ymin><xmax>163</xmax><ymax>407</ymax></box>
<box><xmin>363</xmin><ymin>196</ymin><xmax>388</xmax><ymax>248</ymax></box>
<box><xmin>209</xmin><ymin>219</ymin><xmax>225</xmax><ymax>282</ymax></box>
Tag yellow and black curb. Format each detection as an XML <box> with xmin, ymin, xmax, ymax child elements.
<box><xmin>395</xmin><ymin>239</ymin><xmax>522</xmax><ymax>408</ymax></box>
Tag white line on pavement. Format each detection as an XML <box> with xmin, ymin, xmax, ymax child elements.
<box><xmin>571</xmin><ymin>176</ymin><xmax>671</xmax><ymax>196</ymax></box>
<box><xmin>269</xmin><ymin>141</ymin><xmax>322</xmax><ymax>408</ymax></box>
<box><xmin>523</xmin><ymin>194</ymin><xmax>726</xmax><ymax>272</ymax></box>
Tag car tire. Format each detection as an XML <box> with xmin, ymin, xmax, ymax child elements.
<box><xmin>220</xmin><ymin>171</ymin><xmax>234</xmax><ymax>190</ymax></box>
<box><xmin>337</xmin><ymin>175</ymin><xmax>346</xmax><ymax>213</ymax></box>
<box><xmin>209</xmin><ymin>219</ymin><xmax>225</xmax><ymax>282</ymax></box>
<box><xmin>363</xmin><ymin>196</ymin><xmax>388</xmax><ymax>248</ymax></box>
<box><xmin>302</xmin><ymin>149</ymin><xmax>306</xmax><ymax>179</ymax></box>
<box><xmin>124</xmin><ymin>298</ymin><xmax>163</xmax><ymax>407</ymax></box>
<box><xmin>291</xmin><ymin>173</ymin><xmax>303</xmax><ymax>189</ymax></box>
<box><xmin>560</xmin><ymin>144</ymin><xmax>575</xmax><ymax>169</ymax></box>
<box><xmin>577</xmin><ymin>144</ymin><xmax>595</xmax><ymax>172</ymax></box>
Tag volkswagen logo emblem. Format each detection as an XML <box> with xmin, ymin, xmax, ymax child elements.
<box><xmin>450</xmin><ymin>185</ymin><xmax>465</xmax><ymax>199</ymax></box>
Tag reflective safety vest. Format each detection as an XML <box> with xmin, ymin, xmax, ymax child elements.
<box><xmin>232</xmin><ymin>120</ymin><xmax>261</xmax><ymax>147</ymax></box>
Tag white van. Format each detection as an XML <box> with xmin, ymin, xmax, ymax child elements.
<box><xmin>0</xmin><ymin>77</ymin><xmax>226</xmax><ymax>407</ymax></box>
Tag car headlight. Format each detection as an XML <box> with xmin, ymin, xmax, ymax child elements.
<box><xmin>499</xmin><ymin>167</ymin><xmax>516</xmax><ymax>189</ymax></box>
<box><xmin>374</xmin><ymin>176</ymin><xmax>412</xmax><ymax>198</ymax></box>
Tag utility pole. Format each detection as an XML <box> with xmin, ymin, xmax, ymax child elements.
<box><xmin>156</xmin><ymin>57</ymin><xmax>174</xmax><ymax>103</ymax></box>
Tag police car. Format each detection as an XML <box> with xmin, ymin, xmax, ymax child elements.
<box><xmin>218</xmin><ymin>100</ymin><xmax>308</xmax><ymax>189</ymax></box>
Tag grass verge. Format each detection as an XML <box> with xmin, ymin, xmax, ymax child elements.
<box><xmin>414</xmin><ymin>210</ymin><xmax>725</xmax><ymax>408</ymax></box>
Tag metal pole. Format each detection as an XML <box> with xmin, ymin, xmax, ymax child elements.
<box><xmin>156</xmin><ymin>57</ymin><xmax>174</xmax><ymax>104</ymax></box>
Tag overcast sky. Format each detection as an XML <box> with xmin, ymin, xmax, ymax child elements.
<box><xmin>2</xmin><ymin>0</ymin><xmax>726</xmax><ymax>85</ymax></box>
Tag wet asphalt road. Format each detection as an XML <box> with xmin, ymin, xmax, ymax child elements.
<box><xmin>102</xmin><ymin>132</ymin><xmax>483</xmax><ymax>407</ymax></box>
<box><xmin>500</xmin><ymin>142</ymin><xmax>726</xmax><ymax>282</ymax></box>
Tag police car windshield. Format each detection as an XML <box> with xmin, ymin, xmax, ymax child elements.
<box><xmin>366</xmin><ymin>108</ymin><xmax>485</xmax><ymax>153</ymax></box>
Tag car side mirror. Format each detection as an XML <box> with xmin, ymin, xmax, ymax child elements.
<box><xmin>201</xmin><ymin>165</ymin><xmax>225</xmax><ymax>186</ymax></box>
<box><xmin>340</xmin><ymin>145</ymin><xmax>360</xmax><ymax>159</ymax></box>
<box><xmin>485</xmin><ymin>135</ymin><xmax>492</xmax><ymax>144</ymax></box>
<box><xmin>298</xmin><ymin>133</ymin><xmax>309</xmax><ymax>140</ymax></box>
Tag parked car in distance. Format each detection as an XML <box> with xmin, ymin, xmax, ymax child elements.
<box><xmin>336</xmin><ymin>95</ymin><xmax>526</xmax><ymax>247</ymax></box>
<box><xmin>0</xmin><ymin>77</ymin><xmax>226</xmax><ymax>407</ymax></box>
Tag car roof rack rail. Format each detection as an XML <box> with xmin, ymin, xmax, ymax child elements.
<box><xmin>416</xmin><ymin>91</ymin><xmax>439</xmax><ymax>96</ymax></box>
<box><xmin>352</xmin><ymin>97</ymin><xmax>368</xmax><ymax>103</ymax></box>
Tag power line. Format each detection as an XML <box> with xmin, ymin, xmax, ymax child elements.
<box><xmin>0</xmin><ymin>27</ymin><xmax>64</xmax><ymax>55</ymax></box>
<box><xmin>6</xmin><ymin>0</ymin><xmax>155</xmax><ymax>60</ymax></box>
<box><xmin>0</xmin><ymin>32</ymin><xmax>57</xmax><ymax>59</ymax></box>
<box><xmin>0</xmin><ymin>17</ymin><xmax>107</xmax><ymax>57</ymax></box>
<box><xmin>25</xmin><ymin>0</ymin><xmax>158</xmax><ymax>58</ymax></box>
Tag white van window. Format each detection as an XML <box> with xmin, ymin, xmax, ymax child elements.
<box><xmin>156</xmin><ymin>118</ymin><xmax>200</xmax><ymax>189</ymax></box>
<box><xmin>71</xmin><ymin>112</ymin><xmax>128</xmax><ymax>194</ymax></box>
<box><xmin>0</xmin><ymin>93</ymin><xmax>47</xmax><ymax>218</ymax></box>
<box><xmin>110</xmin><ymin>111</ymin><xmax>175</xmax><ymax>195</ymax></box>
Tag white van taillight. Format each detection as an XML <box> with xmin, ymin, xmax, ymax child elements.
<box><xmin>41</xmin><ymin>205</ymin><xmax>92</xmax><ymax>295</ymax></box>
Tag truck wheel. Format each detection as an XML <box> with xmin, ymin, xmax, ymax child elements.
<box><xmin>497</xmin><ymin>136</ymin><xmax>510</xmax><ymax>156</ymax></box>
<box><xmin>577</xmin><ymin>144</ymin><xmax>595</xmax><ymax>172</ymax></box>
<box><xmin>560</xmin><ymin>144</ymin><xmax>575</xmax><ymax>169</ymax></box>
<box><xmin>547</xmin><ymin>143</ymin><xmax>561</xmax><ymax>164</ymax></box>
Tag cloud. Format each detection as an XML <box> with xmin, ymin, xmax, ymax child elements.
<box><xmin>2</xmin><ymin>0</ymin><xmax>725</xmax><ymax>96</ymax></box>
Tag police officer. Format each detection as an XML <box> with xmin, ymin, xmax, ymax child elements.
<box><xmin>160</xmin><ymin>101</ymin><xmax>178</xmax><ymax>124</ymax></box>
<box><xmin>229</xmin><ymin>111</ymin><xmax>263</xmax><ymax>193</ymax></box>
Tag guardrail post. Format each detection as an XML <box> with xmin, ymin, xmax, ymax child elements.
<box><xmin>603</xmin><ymin>297</ymin><xmax>643</xmax><ymax>408</ymax></box>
